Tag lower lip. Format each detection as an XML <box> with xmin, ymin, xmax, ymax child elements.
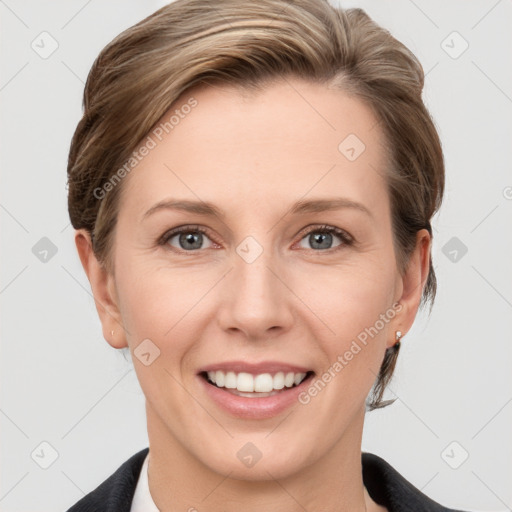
<box><xmin>198</xmin><ymin>373</ymin><xmax>315</xmax><ymax>420</ymax></box>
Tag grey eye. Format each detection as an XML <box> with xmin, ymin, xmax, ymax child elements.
<box><xmin>167</xmin><ymin>231</ymin><xmax>214</xmax><ymax>251</ymax></box>
<box><xmin>298</xmin><ymin>230</ymin><xmax>344</xmax><ymax>251</ymax></box>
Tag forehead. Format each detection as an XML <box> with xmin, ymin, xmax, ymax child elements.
<box><xmin>119</xmin><ymin>77</ymin><xmax>390</xmax><ymax>218</ymax></box>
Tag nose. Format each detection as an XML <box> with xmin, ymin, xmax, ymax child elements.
<box><xmin>216</xmin><ymin>240</ymin><xmax>295</xmax><ymax>341</ymax></box>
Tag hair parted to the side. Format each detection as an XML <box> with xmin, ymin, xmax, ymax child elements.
<box><xmin>66</xmin><ymin>0</ymin><xmax>444</xmax><ymax>411</ymax></box>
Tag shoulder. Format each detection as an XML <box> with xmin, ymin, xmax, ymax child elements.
<box><xmin>65</xmin><ymin>447</ymin><xmax>149</xmax><ymax>512</ymax></box>
<box><xmin>362</xmin><ymin>452</ymin><xmax>471</xmax><ymax>512</ymax></box>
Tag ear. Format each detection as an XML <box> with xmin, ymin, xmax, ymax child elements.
<box><xmin>74</xmin><ymin>229</ymin><xmax>127</xmax><ymax>349</ymax></box>
<box><xmin>390</xmin><ymin>228</ymin><xmax>431</xmax><ymax>349</ymax></box>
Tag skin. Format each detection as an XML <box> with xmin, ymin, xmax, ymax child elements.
<box><xmin>76</xmin><ymin>77</ymin><xmax>430</xmax><ymax>512</ymax></box>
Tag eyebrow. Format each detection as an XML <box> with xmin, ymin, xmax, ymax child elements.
<box><xmin>142</xmin><ymin>197</ymin><xmax>373</xmax><ymax>220</ymax></box>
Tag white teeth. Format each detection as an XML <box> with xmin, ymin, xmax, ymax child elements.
<box><xmin>273</xmin><ymin>372</ymin><xmax>285</xmax><ymax>390</ymax></box>
<box><xmin>294</xmin><ymin>373</ymin><xmax>304</xmax><ymax>386</ymax></box>
<box><xmin>254</xmin><ymin>373</ymin><xmax>273</xmax><ymax>393</ymax></box>
<box><xmin>224</xmin><ymin>371</ymin><xmax>237</xmax><ymax>389</ymax></box>
<box><xmin>205</xmin><ymin>370</ymin><xmax>308</xmax><ymax>392</ymax></box>
<box><xmin>237</xmin><ymin>372</ymin><xmax>254</xmax><ymax>392</ymax></box>
<box><xmin>215</xmin><ymin>370</ymin><xmax>225</xmax><ymax>387</ymax></box>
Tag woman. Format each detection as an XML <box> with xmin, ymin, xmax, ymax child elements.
<box><xmin>65</xmin><ymin>0</ymin><xmax>471</xmax><ymax>510</ymax></box>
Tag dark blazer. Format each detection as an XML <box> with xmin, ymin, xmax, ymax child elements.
<box><xmin>65</xmin><ymin>447</ymin><xmax>469</xmax><ymax>512</ymax></box>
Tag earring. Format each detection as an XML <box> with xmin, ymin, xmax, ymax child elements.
<box><xmin>111</xmin><ymin>330</ymin><xmax>115</xmax><ymax>337</ymax></box>
<box><xmin>394</xmin><ymin>330</ymin><xmax>402</xmax><ymax>347</ymax></box>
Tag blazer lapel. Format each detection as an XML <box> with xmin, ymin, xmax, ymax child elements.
<box><xmin>66</xmin><ymin>447</ymin><xmax>149</xmax><ymax>512</ymax></box>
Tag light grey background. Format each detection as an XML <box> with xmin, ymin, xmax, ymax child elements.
<box><xmin>1</xmin><ymin>1</ymin><xmax>511</xmax><ymax>511</ymax></box>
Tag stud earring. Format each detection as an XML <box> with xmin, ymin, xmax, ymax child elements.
<box><xmin>394</xmin><ymin>330</ymin><xmax>402</xmax><ymax>347</ymax></box>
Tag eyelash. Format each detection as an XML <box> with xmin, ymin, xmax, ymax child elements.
<box><xmin>157</xmin><ymin>224</ymin><xmax>354</xmax><ymax>254</ymax></box>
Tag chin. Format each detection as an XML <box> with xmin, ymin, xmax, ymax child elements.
<box><xmin>196</xmin><ymin>435</ymin><xmax>316</xmax><ymax>482</ymax></box>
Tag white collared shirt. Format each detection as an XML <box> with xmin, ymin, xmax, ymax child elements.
<box><xmin>130</xmin><ymin>452</ymin><xmax>160</xmax><ymax>512</ymax></box>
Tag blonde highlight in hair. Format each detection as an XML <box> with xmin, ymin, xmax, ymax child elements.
<box><xmin>67</xmin><ymin>0</ymin><xmax>444</xmax><ymax>410</ymax></box>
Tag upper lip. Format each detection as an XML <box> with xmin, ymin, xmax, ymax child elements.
<box><xmin>198</xmin><ymin>360</ymin><xmax>313</xmax><ymax>375</ymax></box>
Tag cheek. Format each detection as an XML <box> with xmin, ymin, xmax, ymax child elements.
<box><xmin>116</xmin><ymin>255</ymin><xmax>204</xmax><ymax>339</ymax></box>
<box><xmin>115</xmin><ymin>262</ymin><xmax>204</xmax><ymax>415</ymax></box>
<box><xmin>303</xmin><ymin>271</ymin><xmax>395</xmax><ymax>418</ymax></box>
<box><xmin>301</xmin><ymin>257</ymin><xmax>396</xmax><ymax>391</ymax></box>
<box><xmin>303</xmin><ymin>255</ymin><xmax>396</xmax><ymax>333</ymax></box>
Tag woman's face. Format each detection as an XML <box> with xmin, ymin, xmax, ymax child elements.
<box><xmin>82</xmin><ymin>77</ymin><xmax>428</xmax><ymax>479</ymax></box>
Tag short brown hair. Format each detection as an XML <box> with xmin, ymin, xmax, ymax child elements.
<box><xmin>66</xmin><ymin>0</ymin><xmax>445</xmax><ymax>410</ymax></box>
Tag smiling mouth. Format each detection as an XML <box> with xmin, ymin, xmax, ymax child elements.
<box><xmin>200</xmin><ymin>370</ymin><xmax>315</xmax><ymax>398</ymax></box>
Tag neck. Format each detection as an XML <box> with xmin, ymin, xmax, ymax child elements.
<box><xmin>145</xmin><ymin>402</ymin><xmax>375</xmax><ymax>512</ymax></box>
